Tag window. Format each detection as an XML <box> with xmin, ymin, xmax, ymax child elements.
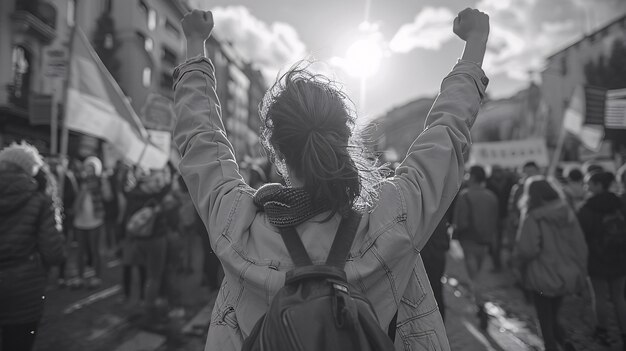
<box><xmin>138</xmin><ymin>0</ymin><xmax>156</xmax><ymax>30</ymax></box>
<box><xmin>148</xmin><ymin>9</ymin><xmax>157</xmax><ymax>30</ymax></box>
<box><xmin>10</xmin><ymin>46</ymin><xmax>31</xmax><ymax>108</ymax></box>
<box><xmin>161</xmin><ymin>46</ymin><xmax>177</xmax><ymax>66</ymax></box>
<box><xmin>142</xmin><ymin>67</ymin><xmax>152</xmax><ymax>87</ymax></box>
<box><xmin>67</xmin><ymin>0</ymin><xmax>76</xmax><ymax>27</ymax></box>
<box><xmin>160</xmin><ymin>70</ymin><xmax>173</xmax><ymax>91</ymax></box>
<box><xmin>165</xmin><ymin>19</ymin><xmax>180</xmax><ymax>38</ymax></box>
<box><xmin>104</xmin><ymin>34</ymin><xmax>114</xmax><ymax>49</ymax></box>
<box><xmin>136</xmin><ymin>32</ymin><xmax>153</xmax><ymax>52</ymax></box>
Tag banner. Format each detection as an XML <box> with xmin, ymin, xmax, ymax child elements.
<box><xmin>469</xmin><ymin>138</ymin><xmax>549</xmax><ymax>168</ymax></box>
<box><xmin>65</xmin><ymin>28</ymin><xmax>168</xmax><ymax>170</ymax></box>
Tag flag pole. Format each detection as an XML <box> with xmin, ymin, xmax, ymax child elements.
<box><xmin>548</xmin><ymin>122</ymin><xmax>567</xmax><ymax>177</ymax></box>
<box><xmin>58</xmin><ymin>3</ymin><xmax>78</xmax><ymax>198</ymax></box>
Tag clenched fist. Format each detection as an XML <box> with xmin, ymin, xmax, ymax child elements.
<box><xmin>453</xmin><ymin>8</ymin><xmax>489</xmax><ymax>43</ymax></box>
<box><xmin>182</xmin><ymin>10</ymin><xmax>214</xmax><ymax>42</ymax></box>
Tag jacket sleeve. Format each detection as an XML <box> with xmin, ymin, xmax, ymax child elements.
<box><xmin>515</xmin><ymin>214</ymin><xmax>541</xmax><ymax>261</ymax></box>
<box><xmin>37</xmin><ymin>195</ymin><xmax>65</xmax><ymax>266</ymax></box>
<box><xmin>394</xmin><ymin>60</ymin><xmax>488</xmax><ymax>249</ymax></box>
<box><xmin>172</xmin><ymin>56</ymin><xmax>248</xmax><ymax>248</ymax></box>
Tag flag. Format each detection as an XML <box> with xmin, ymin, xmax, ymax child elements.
<box><xmin>605</xmin><ymin>88</ymin><xmax>626</xmax><ymax>130</ymax></box>
<box><xmin>562</xmin><ymin>86</ymin><xmax>604</xmax><ymax>152</ymax></box>
<box><xmin>65</xmin><ymin>27</ymin><xmax>168</xmax><ymax>170</ymax></box>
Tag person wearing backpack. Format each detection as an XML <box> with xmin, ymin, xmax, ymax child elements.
<box><xmin>175</xmin><ymin>8</ymin><xmax>489</xmax><ymax>351</ymax></box>
<box><xmin>513</xmin><ymin>177</ymin><xmax>587</xmax><ymax>351</ymax></box>
<box><xmin>578</xmin><ymin>171</ymin><xmax>626</xmax><ymax>350</ymax></box>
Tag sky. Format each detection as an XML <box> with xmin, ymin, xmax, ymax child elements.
<box><xmin>188</xmin><ymin>0</ymin><xmax>626</xmax><ymax>121</ymax></box>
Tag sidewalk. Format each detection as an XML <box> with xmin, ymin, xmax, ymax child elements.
<box><xmin>442</xmin><ymin>240</ymin><xmax>623</xmax><ymax>351</ymax></box>
<box><xmin>33</xmin><ymin>234</ymin><xmax>214</xmax><ymax>351</ymax></box>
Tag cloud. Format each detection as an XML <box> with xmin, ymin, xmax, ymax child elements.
<box><xmin>389</xmin><ymin>7</ymin><xmax>456</xmax><ymax>53</ymax></box>
<box><xmin>186</xmin><ymin>3</ymin><xmax>307</xmax><ymax>82</ymax></box>
<box><xmin>477</xmin><ymin>0</ymin><xmax>626</xmax><ymax>80</ymax></box>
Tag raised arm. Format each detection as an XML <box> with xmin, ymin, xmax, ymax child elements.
<box><xmin>173</xmin><ymin>10</ymin><xmax>247</xmax><ymax>247</ymax></box>
<box><xmin>393</xmin><ymin>8</ymin><xmax>489</xmax><ymax>249</ymax></box>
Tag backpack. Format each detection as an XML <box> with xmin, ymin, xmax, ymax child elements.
<box><xmin>241</xmin><ymin>210</ymin><xmax>396</xmax><ymax>351</ymax></box>
<box><xmin>126</xmin><ymin>200</ymin><xmax>159</xmax><ymax>239</ymax></box>
<box><xmin>600</xmin><ymin>210</ymin><xmax>626</xmax><ymax>252</ymax></box>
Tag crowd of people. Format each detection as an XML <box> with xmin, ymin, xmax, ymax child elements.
<box><xmin>2</xmin><ymin>6</ymin><xmax>626</xmax><ymax>351</ymax></box>
<box><xmin>425</xmin><ymin>160</ymin><xmax>626</xmax><ymax>351</ymax></box>
<box><xmin>0</xmin><ymin>141</ymin><xmax>225</xmax><ymax>350</ymax></box>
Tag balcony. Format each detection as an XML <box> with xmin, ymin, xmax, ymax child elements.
<box><xmin>11</xmin><ymin>0</ymin><xmax>57</xmax><ymax>44</ymax></box>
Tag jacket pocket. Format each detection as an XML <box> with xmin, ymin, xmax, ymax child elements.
<box><xmin>400</xmin><ymin>269</ymin><xmax>426</xmax><ymax>309</ymax></box>
<box><xmin>400</xmin><ymin>330</ymin><xmax>437</xmax><ymax>351</ymax></box>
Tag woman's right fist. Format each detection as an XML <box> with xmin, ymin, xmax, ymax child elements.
<box><xmin>453</xmin><ymin>8</ymin><xmax>489</xmax><ymax>42</ymax></box>
<box><xmin>182</xmin><ymin>10</ymin><xmax>214</xmax><ymax>42</ymax></box>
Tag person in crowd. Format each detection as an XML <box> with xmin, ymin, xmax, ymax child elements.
<box><xmin>159</xmin><ymin>188</ymin><xmax>185</xmax><ymax>319</ymax></box>
<box><xmin>0</xmin><ymin>142</ymin><xmax>65</xmax><ymax>351</ymax></box>
<box><xmin>102</xmin><ymin>165</ymin><xmax>120</xmax><ymax>256</ymax></box>
<box><xmin>422</xmin><ymin>208</ymin><xmax>452</xmax><ymax>321</ymax></box>
<box><xmin>72</xmin><ymin>156</ymin><xmax>111</xmax><ymax>289</ymax></box>
<box><xmin>486</xmin><ymin>164</ymin><xmax>515</xmax><ymax>271</ymax></box>
<box><xmin>174</xmin><ymin>8</ymin><xmax>489</xmax><ymax>350</ymax></box>
<box><xmin>577</xmin><ymin>171</ymin><xmax>626</xmax><ymax>349</ymax></box>
<box><xmin>124</xmin><ymin>164</ymin><xmax>176</xmax><ymax>321</ymax></box>
<box><xmin>453</xmin><ymin>165</ymin><xmax>499</xmax><ymax>329</ymax></box>
<box><xmin>562</xmin><ymin>167</ymin><xmax>586</xmax><ymax>212</ymax></box>
<box><xmin>505</xmin><ymin>161</ymin><xmax>541</xmax><ymax>259</ymax></box>
<box><xmin>175</xmin><ymin>176</ymin><xmax>199</xmax><ymax>274</ymax></box>
<box><xmin>513</xmin><ymin>176</ymin><xmax>587</xmax><ymax>351</ymax></box>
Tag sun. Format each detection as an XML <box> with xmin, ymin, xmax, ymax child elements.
<box><xmin>344</xmin><ymin>37</ymin><xmax>384</xmax><ymax>78</ymax></box>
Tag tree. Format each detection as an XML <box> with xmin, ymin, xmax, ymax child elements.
<box><xmin>92</xmin><ymin>10</ymin><xmax>120</xmax><ymax>80</ymax></box>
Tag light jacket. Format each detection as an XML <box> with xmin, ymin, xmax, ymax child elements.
<box><xmin>514</xmin><ymin>200</ymin><xmax>588</xmax><ymax>297</ymax></box>
<box><xmin>172</xmin><ymin>56</ymin><xmax>488</xmax><ymax>351</ymax></box>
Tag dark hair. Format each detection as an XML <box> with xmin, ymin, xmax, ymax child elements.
<box><xmin>567</xmin><ymin>168</ymin><xmax>583</xmax><ymax>182</ymax></box>
<box><xmin>523</xmin><ymin>161</ymin><xmax>539</xmax><ymax>170</ymax></box>
<box><xmin>525</xmin><ymin>176</ymin><xmax>560</xmax><ymax>212</ymax></box>
<box><xmin>588</xmin><ymin>171</ymin><xmax>615</xmax><ymax>191</ymax></box>
<box><xmin>259</xmin><ymin>62</ymin><xmax>382</xmax><ymax>216</ymax></box>
<box><xmin>469</xmin><ymin>165</ymin><xmax>486</xmax><ymax>183</ymax></box>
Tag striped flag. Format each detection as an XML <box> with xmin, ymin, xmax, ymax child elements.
<box><xmin>605</xmin><ymin>88</ymin><xmax>626</xmax><ymax>130</ymax></box>
<box><xmin>65</xmin><ymin>27</ymin><xmax>168</xmax><ymax>170</ymax></box>
<box><xmin>562</xmin><ymin>86</ymin><xmax>604</xmax><ymax>152</ymax></box>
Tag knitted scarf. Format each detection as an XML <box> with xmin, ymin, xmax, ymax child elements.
<box><xmin>253</xmin><ymin>183</ymin><xmax>331</xmax><ymax>228</ymax></box>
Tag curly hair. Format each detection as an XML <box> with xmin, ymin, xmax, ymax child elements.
<box><xmin>258</xmin><ymin>61</ymin><xmax>384</xmax><ymax>216</ymax></box>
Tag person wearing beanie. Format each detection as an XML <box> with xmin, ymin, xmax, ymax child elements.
<box><xmin>0</xmin><ymin>142</ymin><xmax>65</xmax><ymax>351</ymax></box>
<box><xmin>72</xmin><ymin>155</ymin><xmax>112</xmax><ymax>289</ymax></box>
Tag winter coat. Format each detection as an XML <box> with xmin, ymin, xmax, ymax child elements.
<box><xmin>453</xmin><ymin>185</ymin><xmax>499</xmax><ymax>245</ymax></box>
<box><xmin>173</xmin><ymin>56</ymin><xmax>488</xmax><ymax>351</ymax></box>
<box><xmin>0</xmin><ymin>171</ymin><xmax>65</xmax><ymax>324</ymax></box>
<box><xmin>514</xmin><ymin>200</ymin><xmax>588</xmax><ymax>297</ymax></box>
<box><xmin>577</xmin><ymin>192</ymin><xmax>626</xmax><ymax>278</ymax></box>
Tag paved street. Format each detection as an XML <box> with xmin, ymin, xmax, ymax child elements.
<box><xmin>31</xmin><ymin>238</ymin><xmax>624</xmax><ymax>351</ymax></box>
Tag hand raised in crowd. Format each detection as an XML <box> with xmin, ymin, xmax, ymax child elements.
<box><xmin>182</xmin><ymin>10</ymin><xmax>214</xmax><ymax>42</ymax></box>
<box><xmin>453</xmin><ymin>8</ymin><xmax>490</xmax><ymax>43</ymax></box>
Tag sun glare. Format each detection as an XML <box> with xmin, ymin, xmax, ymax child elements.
<box><xmin>344</xmin><ymin>37</ymin><xmax>383</xmax><ymax>78</ymax></box>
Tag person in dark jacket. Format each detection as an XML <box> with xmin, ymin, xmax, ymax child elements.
<box><xmin>486</xmin><ymin>165</ymin><xmax>515</xmax><ymax>271</ymax></box>
<box><xmin>578</xmin><ymin>171</ymin><xmax>626</xmax><ymax>349</ymax></box>
<box><xmin>422</xmin><ymin>207</ymin><xmax>452</xmax><ymax>321</ymax></box>
<box><xmin>0</xmin><ymin>142</ymin><xmax>65</xmax><ymax>351</ymax></box>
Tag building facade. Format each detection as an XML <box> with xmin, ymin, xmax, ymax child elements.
<box><xmin>0</xmin><ymin>0</ymin><xmax>267</xmax><ymax>165</ymax></box>
<box><xmin>540</xmin><ymin>14</ymin><xmax>626</xmax><ymax>158</ymax></box>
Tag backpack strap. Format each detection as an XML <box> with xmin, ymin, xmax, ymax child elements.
<box><xmin>325</xmin><ymin>210</ymin><xmax>362</xmax><ymax>268</ymax></box>
<box><xmin>279</xmin><ymin>226</ymin><xmax>313</xmax><ymax>267</ymax></box>
<box><xmin>278</xmin><ymin>210</ymin><xmax>362</xmax><ymax>268</ymax></box>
